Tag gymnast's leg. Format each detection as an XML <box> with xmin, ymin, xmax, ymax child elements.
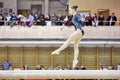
<box><xmin>51</xmin><ymin>29</ymin><xmax>82</xmax><ymax>55</ymax></box>
<box><xmin>73</xmin><ymin>35</ymin><xmax>82</xmax><ymax>68</ymax></box>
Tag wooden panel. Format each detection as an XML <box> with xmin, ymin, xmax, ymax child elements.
<box><xmin>114</xmin><ymin>48</ymin><xmax>120</xmax><ymax>66</ymax></box>
<box><xmin>68</xmin><ymin>47</ymin><xmax>74</xmax><ymax>66</ymax></box>
<box><xmin>98</xmin><ymin>47</ymin><xmax>112</xmax><ymax>68</ymax></box>
<box><xmin>7</xmin><ymin>47</ymin><xmax>21</xmax><ymax>68</ymax></box>
<box><xmin>83</xmin><ymin>47</ymin><xmax>96</xmax><ymax>69</ymax></box>
<box><xmin>23</xmin><ymin>47</ymin><xmax>36</xmax><ymax>69</ymax></box>
<box><xmin>0</xmin><ymin>47</ymin><xmax>6</xmax><ymax>69</ymax></box>
<box><xmin>53</xmin><ymin>47</ymin><xmax>66</xmax><ymax>68</ymax></box>
<box><xmin>38</xmin><ymin>47</ymin><xmax>51</xmax><ymax>69</ymax></box>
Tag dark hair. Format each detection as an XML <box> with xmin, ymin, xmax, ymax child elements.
<box><xmin>71</xmin><ymin>5</ymin><xmax>78</xmax><ymax>10</ymax></box>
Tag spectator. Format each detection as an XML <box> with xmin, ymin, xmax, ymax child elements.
<box><xmin>80</xmin><ymin>65</ymin><xmax>86</xmax><ymax>70</ymax></box>
<box><xmin>87</xmin><ymin>13</ymin><xmax>92</xmax><ymax>26</ymax></box>
<box><xmin>22</xmin><ymin>64</ymin><xmax>30</xmax><ymax>70</ymax></box>
<box><xmin>48</xmin><ymin>66</ymin><xmax>53</xmax><ymax>70</ymax></box>
<box><xmin>56</xmin><ymin>14</ymin><xmax>64</xmax><ymax>26</ymax></box>
<box><xmin>98</xmin><ymin>14</ymin><xmax>104</xmax><ymax>26</ymax></box>
<box><xmin>6</xmin><ymin>14</ymin><xmax>11</xmax><ymax>25</ymax></box>
<box><xmin>117</xmin><ymin>63</ymin><xmax>120</xmax><ymax>70</ymax></box>
<box><xmin>39</xmin><ymin>14</ymin><xmax>46</xmax><ymax>26</ymax></box>
<box><xmin>10</xmin><ymin>12</ymin><xmax>18</xmax><ymax>27</ymax></box>
<box><xmin>0</xmin><ymin>59</ymin><xmax>12</xmax><ymax>70</ymax></box>
<box><xmin>45</xmin><ymin>14</ymin><xmax>51</xmax><ymax>21</ymax></box>
<box><xmin>0</xmin><ymin>14</ymin><xmax>4</xmax><ymax>26</ymax></box>
<box><xmin>34</xmin><ymin>13</ymin><xmax>39</xmax><ymax>22</ymax></box>
<box><xmin>81</xmin><ymin>15</ymin><xmax>86</xmax><ymax>26</ymax></box>
<box><xmin>36</xmin><ymin>65</ymin><xmax>42</xmax><ymax>70</ymax></box>
<box><xmin>66</xmin><ymin>65</ymin><xmax>72</xmax><ymax>70</ymax></box>
<box><xmin>51</xmin><ymin>13</ymin><xmax>57</xmax><ymax>26</ymax></box>
<box><xmin>28</xmin><ymin>13</ymin><xmax>34</xmax><ymax>27</ymax></box>
<box><xmin>92</xmin><ymin>13</ymin><xmax>97</xmax><ymax>27</ymax></box>
<box><xmin>106</xmin><ymin>13</ymin><xmax>117</xmax><ymax>26</ymax></box>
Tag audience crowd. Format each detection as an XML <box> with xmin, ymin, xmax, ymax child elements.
<box><xmin>0</xmin><ymin>59</ymin><xmax>120</xmax><ymax>70</ymax></box>
<box><xmin>0</xmin><ymin>12</ymin><xmax>118</xmax><ymax>27</ymax></box>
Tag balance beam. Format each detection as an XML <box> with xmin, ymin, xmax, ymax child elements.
<box><xmin>0</xmin><ymin>70</ymin><xmax>120</xmax><ymax>79</ymax></box>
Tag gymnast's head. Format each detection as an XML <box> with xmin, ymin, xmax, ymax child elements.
<box><xmin>69</xmin><ymin>5</ymin><xmax>78</xmax><ymax>15</ymax></box>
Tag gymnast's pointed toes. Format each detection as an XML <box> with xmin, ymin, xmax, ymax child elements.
<box><xmin>51</xmin><ymin>50</ymin><xmax>60</xmax><ymax>55</ymax></box>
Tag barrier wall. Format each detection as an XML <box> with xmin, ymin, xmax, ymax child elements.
<box><xmin>0</xmin><ymin>26</ymin><xmax>120</xmax><ymax>39</ymax></box>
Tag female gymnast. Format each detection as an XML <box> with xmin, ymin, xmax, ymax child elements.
<box><xmin>51</xmin><ymin>5</ymin><xmax>84</xmax><ymax>68</ymax></box>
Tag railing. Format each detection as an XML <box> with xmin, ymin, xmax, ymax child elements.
<box><xmin>0</xmin><ymin>20</ymin><xmax>120</xmax><ymax>26</ymax></box>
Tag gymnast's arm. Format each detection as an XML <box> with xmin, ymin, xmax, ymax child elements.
<box><xmin>61</xmin><ymin>15</ymin><xmax>73</xmax><ymax>31</ymax></box>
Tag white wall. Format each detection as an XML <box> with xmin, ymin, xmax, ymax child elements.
<box><xmin>17</xmin><ymin>0</ymin><xmax>44</xmax><ymax>14</ymax></box>
<box><xmin>0</xmin><ymin>0</ymin><xmax>17</xmax><ymax>14</ymax></box>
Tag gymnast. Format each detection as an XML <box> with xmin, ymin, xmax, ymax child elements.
<box><xmin>51</xmin><ymin>5</ymin><xmax>84</xmax><ymax>68</ymax></box>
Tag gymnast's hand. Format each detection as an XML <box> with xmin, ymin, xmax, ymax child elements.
<box><xmin>60</xmin><ymin>25</ymin><xmax>65</xmax><ymax>31</ymax></box>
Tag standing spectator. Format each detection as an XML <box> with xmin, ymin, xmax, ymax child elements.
<box><xmin>117</xmin><ymin>63</ymin><xmax>120</xmax><ymax>70</ymax></box>
<box><xmin>34</xmin><ymin>13</ymin><xmax>39</xmax><ymax>22</ymax></box>
<box><xmin>56</xmin><ymin>14</ymin><xmax>64</xmax><ymax>26</ymax></box>
<box><xmin>28</xmin><ymin>13</ymin><xmax>34</xmax><ymax>27</ymax></box>
<box><xmin>87</xmin><ymin>13</ymin><xmax>92</xmax><ymax>26</ymax></box>
<box><xmin>92</xmin><ymin>13</ymin><xmax>97</xmax><ymax>27</ymax></box>
<box><xmin>51</xmin><ymin>13</ymin><xmax>57</xmax><ymax>26</ymax></box>
<box><xmin>98</xmin><ymin>14</ymin><xmax>104</xmax><ymax>26</ymax></box>
<box><xmin>106</xmin><ymin>13</ymin><xmax>117</xmax><ymax>26</ymax></box>
<box><xmin>81</xmin><ymin>15</ymin><xmax>86</xmax><ymax>26</ymax></box>
<box><xmin>45</xmin><ymin>14</ymin><xmax>51</xmax><ymax>21</ymax></box>
<box><xmin>39</xmin><ymin>14</ymin><xmax>46</xmax><ymax>26</ymax></box>
<box><xmin>0</xmin><ymin>59</ymin><xmax>12</xmax><ymax>70</ymax></box>
<box><xmin>0</xmin><ymin>14</ymin><xmax>4</xmax><ymax>26</ymax></box>
<box><xmin>6</xmin><ymin>14</ymin><xmax>11</xmax><ymax>25</ymax></box>
<box><xmin>10</xmin><ymin>12</ymin><xmax>18</xmax><ymax>27</ymax></box>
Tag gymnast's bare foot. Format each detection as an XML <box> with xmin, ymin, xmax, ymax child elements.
<box><xmin>51</xmin><ymin>50</ymin><xmax>60</xmax><ymax>55</ymax></box>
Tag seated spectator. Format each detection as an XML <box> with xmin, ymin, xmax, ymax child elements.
<box><xmin>80</xmin><ymin>65</ymin><xmax>86</xmax><ymax>70</ymax></box>
<box><xmin>48</xmin><ymin>66</ymin><xmax>53</xmax><ymax>70</ymax></box>
<box><xmin>36</xmin><ymin>65</ymin><xmax>42</xmax><ymax>70</ymax></box>
<box><xmin>22</xmin><ymin>64</ymin><xmax>30</xmax><ymax>70</ymax></box>
<box><xmin>108</xmin><ymin>65</ymin><xmax>114</xmax><ymax>70</ymax></box>
<box><xmin>106</xmin><ymin>13</ymin><xmax>117</xmax><ymax>26</ymax></box>
<box><xmin>0</xmin><ymin>59</ymin><xmax>12</xmax><ymax>70</ymax></box>
<box><xmin>66</xmin><ymin>65</ymin><xmax>72</xmax><ymax>70</ymax></box>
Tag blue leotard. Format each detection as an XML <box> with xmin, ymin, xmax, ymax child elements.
<box><xmin>65</xmin><ymin>13</ymin><xmax>84</xmax><ymax>36</ymax></box>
